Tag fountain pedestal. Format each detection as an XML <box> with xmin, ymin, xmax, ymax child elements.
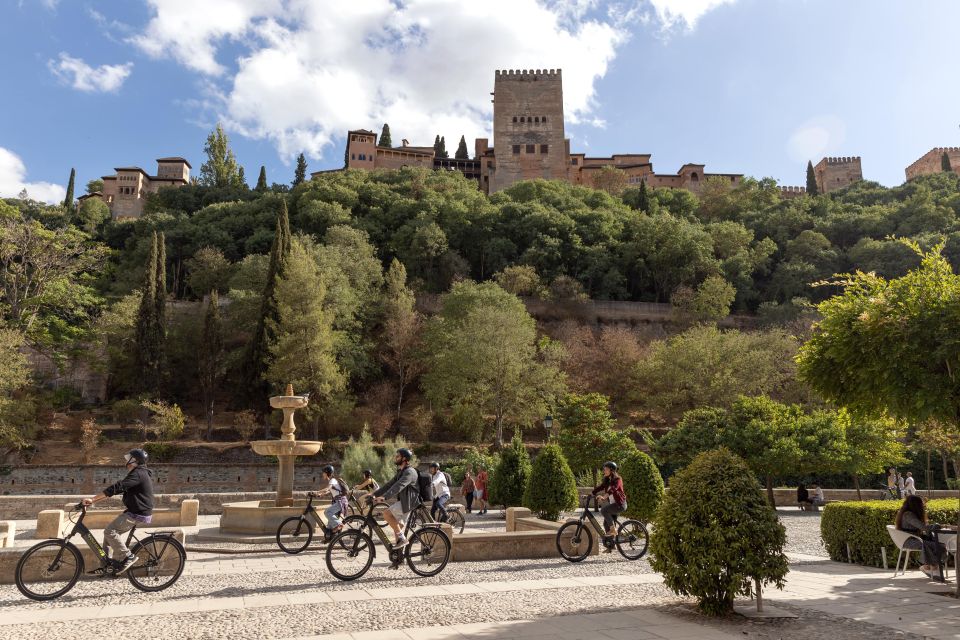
<box><xmin>218</xmin><ymin>385</ymin><xmax>323</xmax><ymax>534</ymax></box>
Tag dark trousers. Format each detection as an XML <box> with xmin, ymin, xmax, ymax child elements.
<box><xmin>601</xmin><ymin>502</ymin><xmax>626</xmax><ymax>531</ymax></box>
<box><xmin>464</xmin><ymin>492</ymin><xmax>474</xmax><ymax>511</ymax></box>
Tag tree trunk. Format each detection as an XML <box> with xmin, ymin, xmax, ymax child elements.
<box><xmin>927</xmin><ymin>449</ymin><xmax>933</xmax><ymax>498</ymax></box>
<box><xmin>853</xmin><ymin>474</ymin><xmax>861</xmax><ymax>501</ymax></box>
<box><xmin>766</xmin><ymin>476</ymin><xmax>775</xmax><ymax>508</ymax></box>
<box><xmin>955</xmin><ymin>456</ymin><xmax>959</xmax><ymax>598</ymax></box>
<box><xmin>495</xmin><ymin>414</ymin><xmax>504</xmax><ymax>448</ymax></box>
<box><xmin>942</xmin><ymin>451</ymin><xmax>950</xmax><ymax>489</ymax></box>
<box><xmin>395</xmin><ymin>376</ymin><xmax>404</xmax><ymax>425</ymax></box>
<box><xmin>204</xmin><ymin>397</ymin><xmax>214</xmax><ymax>441</ymax></box>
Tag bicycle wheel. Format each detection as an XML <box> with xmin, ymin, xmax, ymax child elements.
<box><xmin>409</xmin><ymin>509</ymin><xmax>429</xmax><ymax>531</ymax></box>
<box><xmin>556</xmin><ymin>521</ymin><xmax>592</xmax><ymax>562</ymax></box>
<box><xmin>276</xmin><ymin>516</ymin><xmax>314</xmax><ymax>554</ymax></box>
<box><xmin>15</xmin><ymin>540</ymin><xmax>83</xmax><ymax>601</ymax></box>
<box><xmin>406</xmin><ymin>527</ymin><xmax>451</xmax><ymax>577</ymax></box>
<box><xmin>446</xmin><ymin>509</ymin><xmax>465</xmax><ymax>534</ymax></box>
<box><xmin>127</xmin><ymin>535</ymin><xmax>186</xmax><ymax>592</ymax></box>
<box><xmin>615</xmin><ymin>520</ymin><xmax>649</xmax><ymax>560</ymax></box>
<box><xmin>325</xmin><ymin>529</ymin><xmax>374</xmax><ymax>581</ymax></box>
<box><xmin>341</xmin><ymin>515</ymin><xmax>367</xmax><ymax>533</ymax></box>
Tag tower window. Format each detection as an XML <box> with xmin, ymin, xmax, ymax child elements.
<box><xmin>690</xmin><ymin>172</ymin><xmax>699</xmax><ymax>182</ymax></box>
<box><xmin>512</xmin><ymin>145</ymin><xmax>521</xmax><ymax>155</ymax></box>
<box><xmin>520</xmin><ymin>117</ymin><xmax>525</xmax><ymax>123</ymax></box>
<box><xmin>571</xmin><ymin>158</ymin><xmax>578</xmax><ymax>165</ymax></box>
<box><xmin>534</xmin><ymin>117</ymin><xmax>540</xmax><ymax>123</ymax></box>
<box><xmin>540</xmin><ymin>144</ymin><xmax>548</xmax><ymax>154</ymax></box>
<box><xmin>513</xmin><ymin>116</ymin><xmax>517</xmax><ymax>123</ymax></box>
<box><xmin>526</xmin><ymin>144</ymin><xmax>535</xmax><ymax>154</ymax></box>
<box><xmin>543</xmin><ymin>116</ymin><xmax>547</xmax><ymax>123</ymax></box>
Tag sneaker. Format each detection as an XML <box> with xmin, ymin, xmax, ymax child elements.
<box><xmin>394</xmin><ymin>535</ymin><xmax>408</xmax><ymax>549</ymax></box>
<box><xmin>116</xmin><ymin>555</ymin><xmax>141</xmax><ymax>575</ymax></box>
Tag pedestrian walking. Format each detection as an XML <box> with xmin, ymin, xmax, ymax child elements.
<box><xmin>462</xmin><ymin>470</ymin><xmax>476</xmax><ymax>513</ymax></box>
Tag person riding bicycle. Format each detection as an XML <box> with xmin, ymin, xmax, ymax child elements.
<box><xmin>353</xmin><ymin>469</ymin><xmax>380</xmax><ymax>496</ymax></box>
<box><xmin>82</xmin><ymin>448</ymin><xmax>154</xmax><ymax>573</ymax></box>
<box><xmin>591</xmin><ymin>461</ymin><xmax>627</xmax><ymax>553</ymax></box>
<box><xmin>429</xmin><ymin>462</ymin><xmax>450</xmax><ymax>523</ymax></box>
<box><xmin>372</xmin><ymin>448</ymin><xmax>420</xmax><ymax>556</ymax></box>
<box><xmin>313</xmin><ymin>465</ymin><xmax>348</xmax><ymax>539</ymax></box>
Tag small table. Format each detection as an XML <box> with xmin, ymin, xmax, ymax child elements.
<box><xmin>932</xmin><ymin>527</ymin><xmax>958</xmax><ymax>582</ymax></box>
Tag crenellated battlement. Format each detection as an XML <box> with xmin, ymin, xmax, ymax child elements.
<box><xmin>495</xmin><ymin>68</ymin><xmax>562</xmax><ymax>80</ymax></box>
<box><xmin>780</xmin><ymin>186</ymin><xmax>807</xmax><ymax>193</ymax></box>
<box><xmin>822</xmin><ymin>156</ymin><xmax>861</xmax><ymax>164</ymax></box>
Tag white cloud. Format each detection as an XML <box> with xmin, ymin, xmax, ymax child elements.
<box><xmin>0</xmin><ymin>147</ymin><xmax>66</xmax><ymax>204</ymax></box>
<box><xmin>132</xmin><ymin>0</ymin><xmax>733</xmax><ymax>161</ymax></box>
<box><xmin>648</xmin><ymin>0</ymin><xmax>735</xmax><ymax>30</ymax></box>
<box><xmin>48</xmin><ymin>53</ymin><xmax>133</xmax><ymax>93</ymax></box>
<box><xmin>787</xmin><ymin>115</ymin><xmax>847</xmax><ymax>163</ymax></box>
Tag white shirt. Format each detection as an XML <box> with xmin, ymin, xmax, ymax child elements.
<box><xmin>432</xmin><ymin>472</ymin><xmax>450</xmax><ymax>499</ymax></box>
<box><xmin>813</xmin><ymin>487</ymin><xmax>824</xmax><ymax>502</ymax></box>
<box><xmin>904</xmin><ymin>476</ymin><xmax>916</xmax><ymax>495</ymax></box>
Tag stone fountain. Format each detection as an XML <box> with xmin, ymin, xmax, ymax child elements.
<box><xmin>218</xmin><ymin>384</ymin><xmax>324</xmax><ymax>535</ymax></box>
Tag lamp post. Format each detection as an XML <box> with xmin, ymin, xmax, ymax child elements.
<box><xmin>543</xmin><ymin>414</ymin><xmax>553</xmax><ymax>432</ymax></box>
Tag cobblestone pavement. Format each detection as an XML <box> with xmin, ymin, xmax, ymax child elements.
<box><xmin>1</xmin><ymin>509</ymin><xmax>953</xmax><ymax>639</ymax></box>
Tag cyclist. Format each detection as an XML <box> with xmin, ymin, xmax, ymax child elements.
<box><xmin>82</xmin><ymin>448</ymin><xmax>154</xmax><ymax>573</ymax></box>
<box><xmin>314</xmin><ymin>465</ymin><xmax>348</xmax><ymax>539</ymax></box>
<box><xmin>429</xmin><ymin>462</ymin><xmax>450</xmax><ymax>523</ymax></box>
<box><xmin>591</xmin><ymin>461</ymin><xmax>627</xmax><ymax>553</ymax></box>
<box><xmin>372</xmin><ymin>448</ymin><xmax>420</xmax><ymax>555</ymax></box>
<box><xmin>353</xmin><ymin>469</ymin><xmax>380</xmax><ymax>496</ymax></box>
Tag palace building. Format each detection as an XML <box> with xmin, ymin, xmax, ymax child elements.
<box><xmin>81</xmin><ymin>157</ymin><xmax>192</xmax><ymax>219</ymax></box>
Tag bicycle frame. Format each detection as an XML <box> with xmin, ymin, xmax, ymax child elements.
<box><xmin>354</xmin><ymin>498</ymin><xmax>424</xmax><ymax>556</ymax></box>
<box><xmin>575</xmin><ymin>495</ymin><xmax>609</xmax><ymax>537</ymax></box>
<box><xmin>64</xmin><ymin>504</ymin><xmax>142</xmax><ymax>568</ymax></box>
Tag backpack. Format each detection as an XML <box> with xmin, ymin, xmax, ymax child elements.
<box><xmin>417</xmin><ymin>470</ymin><xmax>434</xmax><ymax>502</ymax></box>
<box><xmin>443</xmin><ymin>471</ymin><xmax>453</xmax><ymax>491</ymax></box>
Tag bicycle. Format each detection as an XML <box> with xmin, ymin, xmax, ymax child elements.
<box><xmin>325</xmin><ymin>497</ymin><xmax>451</xmax><ymax>581</ymax></box>
<box><xmin>878</xmin><ymin>484</ymin><xmax>900</xmax><ymax>500</ymax></box>
<box><xmin>277</xmin><ymin>491</ymin><xmax>357</xmax><ymax>554</ymax></box>
<box><xmin>14</xmin><ymin>503</ymin><xmax>186</xmax><ymax>601</ymax></box>
<box><xmin>345</xmin><ymin>489</ymin><xmax>390</xmax><ymax>525</ymax></box>
<box><xmin>556</xmin><ymin>494</ymin><xmax>648</xmax><ymax>562</ymax></box>
<box><xmin>409</xmin><ymin>500</ymin><xmax>466</xmax><ymax>535</ymax></box>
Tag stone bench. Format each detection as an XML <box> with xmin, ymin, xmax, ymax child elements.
<box><xmin>0</xmin><ymin>528</ymin><xmax>185</xmax><ymax>585</ymax></box>
<box><xmin>36</xmin><ymin>499</ymin><xmax>199</xmax><ymax>538</ymax></box>
<box><xmin>0</xmin><ymin>521</ymin><xmax>14</xmax><ymax>548</ymax></box>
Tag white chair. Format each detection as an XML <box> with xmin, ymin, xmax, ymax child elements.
<box><xmin>943</xmin><ymin>532</ymin><xmax>957</xmax><ymax>581</ymax></box>
<box><xmin>887</xmin><ymin>525</ymin><xmax>924</xmax><ymax>577</ymax></box>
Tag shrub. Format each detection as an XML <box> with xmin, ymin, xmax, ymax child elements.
<box><xmin>619</xmin><ymin>447</ymin><xmax>664</xmax><ymax>523</ymax></box>
<box><xmin>342</xmin><ymin>427</ymin><xmax>386</xmax><ymax>485</ymax></box>
<box><xmin>820</xmin><ymin>499</ymin><xmax>959</xmax><ymax>567</ymax></box>
<box><xmin>112</xmin><ymin>399</ymin><xmax>142</xmax><ymax>427</ymax></box>
<box><xmin>649</xmin><ymin>448</ymin><xmax>788</xmax><ymax>616</ymax></box>
<box><xmin>143</xmin><ymin>442</ymin><xmax>182</xmax><ymax>463</ymax></box>
<box><xmin>233</xmin><ymin>410</ymin><xmax>258</xmax><ymax>442</ymax></box>
<box><xmin>79</xmin><ymin>418</ymin><xmax>102</xmax><ymax>464</ymax></box>
<box><xmin>524</xmin><ymin>443</ymin><xmax>578</xmax><ymax>521</ymax></box>
<box><xmin>489</xmin><ymin>430</ymin><xmax>532</xmax><ymax>507</ymax></box>
<box><xmin>141</xmin><ymin>401</ymin><xmax>185</xmax><ymax>442</ymax></box>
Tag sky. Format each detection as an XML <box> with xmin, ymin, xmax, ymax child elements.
<box><xmin>2</xmin><ymin>0</ymin><xmax>959</xmax><ymax>202</ymax></box>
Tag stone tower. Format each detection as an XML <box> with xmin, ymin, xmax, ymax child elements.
<box><xmin>490</xmin><ymin>69</ymin><xmax>568</xmax><ymax>193</ymax></box>
<box><xmin>814</xmin><ymin>156</ymin><xmax>862</xmax><ymax>193</ymax></box>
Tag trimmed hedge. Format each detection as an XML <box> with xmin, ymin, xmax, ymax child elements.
<box><xmin>619</xmin><ymin>447</ymin><xmax>664</xmax><ymax>523</ymax></box>
<box><xmin>821</xmin><ymin>499</ymin><xmax>959</xmax><ymax>567</ymax></box>
<box><xmin>524</xmin><ymin>443</ymin><xmax>578</xmax><ymax>521</ymax></box>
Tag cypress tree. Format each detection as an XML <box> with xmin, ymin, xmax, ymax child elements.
<box><xmin>439</xmin><ymin>136</ymin><xmax>449</xmax><ymax>159</ymax></box>
<box><xmin>806</xmin><ymin>160</ymin><xmax>819</xmax><ymax>196</ymax></box>
<box><xmin>637</xmin><ymin>179</ymin><xmax>650</xmax><ymax>212</ymax></box>
<box><xmin>379</xmin><ymin>123</ymin><xmax>393</xmax><ymax>148</ymax></box>
<box><xmin>255</xmin><ymin>166</ymin><xmax>268</xmax><ymax>192</ymax></box>
<box><xmin>293</xmin><ymin>153</ymin><xmax>307</xmax><ymax>186</ymax></box>
<box><xmin>154</xmin><ymin>232</ymin><xmax>167</xmax><ymax>394</ymax></box>
<box><xmin>943</xmin><ymin>152</ymin><xmax>953</xmax><ymax>173</ymax></box>
<box><xmin>199</xmin><ymin>291</ymin><xmax>224</xmax><ymax>439</ymax></box>
<box><xmin>344</xmin><ymin>143</ymin><xmax>349</xmax><ymax>168</ymax></box>
<box><xmin>433</xmin><ymin>135</ymin><xmax>442</xmax><ymax>157</ymax></box>
<box><xmin>238</xmin><ymin>165</ymin><xmax>247</xmax><ymax>187</ymax></box>
<box><xmin>63</xmin><ymin>168</ymin><xmax>75</xmax><ymax>213</ymax></box>
<box><xmin>489</xmin><ymin>429</ymin><xmax>532</xmax><ymax>507</ymax></box>
<box><xmin>455</xmin><ymin>135</ymin><xmax>469</xmax><ymax>159</ymax></box>
<box><xmin>135</xmin><ymin>232</ymin><xmax>159</xmax><ymax>393</ymax></box>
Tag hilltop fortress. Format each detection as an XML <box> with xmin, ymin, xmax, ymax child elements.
<box><xmin>84</xmin><ymin>69</ymin><xmax>958</xmax><ymax>219</ymax></box>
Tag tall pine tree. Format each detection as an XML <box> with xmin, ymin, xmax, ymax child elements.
<box><xmin>439</xmin><ymin>136</ymin><xmax>449</xmax><ymax>159</ymax></box>
<box><xmin>135</xmin><ymin>232</ymin><xmax>162</xmax><ymax>394</ymax></box>
<box><xmin>154</xmin><ymin>232</ymin><xmax>167</xmax><ymax>394</ymax></box>
<box><xmin>455</xmin><ymin>135</ymin><xmax>469</xmax><ymax>159</ymax></box>
<box><xmin>806</xmin><ymin>160</ymin><xmax>819</xmax><ymax>196</ymax></box>
<box><xmin>433</xmin><ymin>135</ymin><xmax>442</xmax><ymax>157</ymax></box>
<box><xmin>293</xmin><ymin>153</ymin><xmax>307</xmax><ymax>186</ymax></box>
<box><xmin>63</xmin><ymin>168</ymin><xmax>75</xmax><ymax>213</ymax></box>
<box><xmin>943</xmin><ymin>152</ymin><xmax>953</xmax><ymax>173</ymax></box>
<box><xmin>200</xmin><ymin>123</ymin><xmax>241</xmax><ymax>187</ymax></box>
<box><xmin>237</xmin><ymin>166</ymin><xmax>247</xmax><ymax>187</ymax></box>
<box><xmin>199</xmin><ymin>291</ymin><xmax>224</xmax><ymax>439</ymax></box>
<box><xmin>379</xmin><ymin>123</ymin><xmax>393</xmax><ymax>148</ymax></box>
<box><xmin>255</xmin><ymin>166</ymin><xmax>268</xmax><ymax>192</ymax></box>
<box><xmin>243</xmin><ymin>200</ymin><xmax>292</xmax><ymax>406</ymax></box>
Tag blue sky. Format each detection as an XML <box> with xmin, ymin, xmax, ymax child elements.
<box><xmin>2</xmin><ymin>0</ymin><xmax>958</xmax><ymax>202</ymax></box>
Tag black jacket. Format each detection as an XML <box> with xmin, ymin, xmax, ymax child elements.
<box><xmin>103</xmin><ymin>466</ymin><xmax>155</xmax><ymax>516</ymax></box>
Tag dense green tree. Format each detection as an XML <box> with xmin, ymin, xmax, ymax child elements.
<box><xmin>380</xmin><ymin>259</ymin><xmax>422</xmax><ymax>423</ymax></box>
<box><xmin>523</xmin><ymin>443</ymin><xmax>578</xmax><ymax>520</ymax></box>
<box><xmin>554</xmin><ymin>392</ymin><xmax>633</xmax><ymax>484</ymax></box>
<box><xmin>186</xmin><ymin>246</ymin><xmax>232</xmax><ymax>297</ymax></box>
<box><xmin>943</xmin><ymin>152</ymin><xmax>953</xmax><ymax>173</ymax></box>
<box><xmin>255</xmin><ymin>166</ymin><xmax>268</xmax><ymax>193</ymax></box>
<box><xmin>63</xmin><ymin>168</ymin><xmax>75</xmax><ymax>212</ymax></box>
<box><xmin>198</xmin><ymin>291</ymin><xmax>224</xmax><ymax>439</ymax></box>
<box><xmin>293</xmin><ymin>153</ymin><xmax>307</xmax><ymax>186</ymax></box>
<box><xmin>493</xmin><ymin>265</ymin><xmax>547</xmax><ymax>298</ymax></box>
<box><xmin>433</xmin><ymin>135</ymin><xmax>442</xmax><ymax>156</ymax></box>
<box><xmin>74</xmin><ymin>197</ymin><xmax>110</xmax><ymax>234</ymax></box>
<box><xmin>421</xmin><ymin>281</ymin><xmax>565</xmax><ymax>445</ymax></box>
<box><xmin>0</xmin><ymin>328</ymin><xmax>31</xmax><ymax>459</ymax></box>
<box><xmin>379</xmin><ymin>123</ymin><xmax>392</xmax><ymax>148</ymax></box>
<box><xmin>85</xmin><ymin>178</ymin><xmax>104</xmax><ymax>195</ymax></box>
<box><xmin>134</xmin><ymin>232</ymin><xmax>163</xmax><ymax>394</ymax></box>
<box><xmin>806</xmin><ymin>160</ymin><xmax>818</xmax><ymax>196</ymax></box>
<box><xmin>455</xmin><ymin>135</ymin><xmax>469</xmax><ymax>159</ymax></box>
<box><xmin>440</xmin><ymin>136</ymin><xmax>449</xmax><ymax>159</ymax></box>
<box><xmin>835</xmin><ymin>410</ymin><xmax>906</xmax><ymax>499</ymax></box>
<box><xmin>618</xmin><ymin>448</ymin><xmax>664</xmax><ymax>523</ymax></box>
<box><xmin>237</xmin><ymin>166</ymin><xmax>247</xmax><ymax>188</ymax></box>
<box><xmin>200</xmin><ymin>123</ymin><xmax>242</xmax><ymax>188</ymax></box>
<box><xmin>592</xmin><ymin>166</ymin><xmax>628</xmax><ymax>196</ymax></box>
<box><xmin>489</xmin><ymin>429</ymin><xmax>532</xmax><ymax>507</ymax></box>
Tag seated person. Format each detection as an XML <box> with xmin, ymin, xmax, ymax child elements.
<box><xmin>353</xmin><ymin>469</ymin><xmax>379</xmax><ymax>496</ymax></box>
<box><xmin>896</xmin><ymin>495</ymin><xmax>947</xmax><ymax>580</ymax></box>
<box><xmin>314</xmin><ymin>465</ymin><xmax>348</xmax><ymax>538</ymax></box>
<box><xmin>810</xmin><ymin>484</ymin><xmax>825</xmax><ymax>507</ymax></box>
<box><xmin>797</xmin><ymin>483</ymin><xmax>813</xmax><ymax>509</ymax></box>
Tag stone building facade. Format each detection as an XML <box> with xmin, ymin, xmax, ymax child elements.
<box><xmin>814</xmin><ymin>156</ymin><xmax>862</xmax><ymax>193</ymax></box>
<box><xmin>331</xmin><ymin>69</ymin><xmax>742</xmax><ymax>195</ymax></box>
<box><xmin>905</xmin><ymin>147</ymin><xmax>960</xmax><ymax>181</ymax></box>
<box><xmin>86</xmin><ymin>157</ymin><xmax>192</xmax><ymax>220</ymax></box>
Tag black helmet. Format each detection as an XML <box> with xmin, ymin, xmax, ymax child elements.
<box><xmin>362</xmin><ymin>469</ymin><xmax>373</xmax><ymax>478</ymax></box>
<box><xmin>396</xmin><ymin>448</ymin><xmax>413</xmax><ymax>461</ymax></box>
<box><xmin>602</xmin><ymin>461</ymin><xmax>618</xmax><ymax>472</ymax></box>
<box><xmin>428</xmin><ymin>462</ymin><xmax>440</xmax><ymax>470</ymax></box>
<box><xmin>322</xmin><ymin>465</ymin><xmax>335</xmax><ymax>476</ymax></box>
<box><xmin>126</xmin><ymin>449</ymin><xmax>148</xmax><ymax>465</ymax></box>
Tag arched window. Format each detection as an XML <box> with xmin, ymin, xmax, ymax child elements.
<box><xmin>534</xmin><ymin>117</ymin><xmax>540</xmax><ymax>123</ymax></box>
<box><xmin>543</xmin><ymin>116</ymin><xmax>548</xmax><ymax>123</ymax></box>
<box><xmin>520</xmin><ymin>117</ymin><xmax>525</xmax><ymax>123</ymax></box>
<box><xmin>690</xmin><ymin>172</ymin><xmax>699</xmax><ymax>182</ymax></box>
<box><xmin>513</xmin><ymin>116</ymin><xmax>517</xmax><ymax>123</ymax></box>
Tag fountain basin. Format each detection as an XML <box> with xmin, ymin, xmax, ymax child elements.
<box><xmin>219</xmin><ymin>499</ymin><xmax>314</xmax><ymax>535</ymax></box>
<box><xmin>249</xmin><ymin>440</ymin><xmax>322</xmax><ymax>456</ymax></box>
<box><xmin>269</xmin><ymin>396</ymin><xmax>308</xmax><ymax>410</ymax></box>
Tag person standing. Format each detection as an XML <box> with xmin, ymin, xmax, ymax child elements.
<box><xmin>429</xmin><ymin>462</ymin><xmax>450</xmax><ymax>523</ymax></box>
<box><xmin>83</xmin><ymin>449</ymin><xmax>154</xmax><ymax>574</ymax></box>
<box><xmin>888</xmin><ymin>468</ymin><xmax>902</xmax><ymax>498</ymax></box>
<box><xmin>462</xmin><ymin>470</ymin><xmax>476</xmax><ymax>513</ymax></box>
<box><xmin>475</xmin><ymin>467</ymin><xmax>489</xmax><ymax>515</ymax></box>
<box><xmin>903</xmin><ymin>471</ymin><xmax>917</xmax><ymax>496</ymax></box>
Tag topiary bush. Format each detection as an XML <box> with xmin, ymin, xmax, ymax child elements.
<box><xmin>618</xmin><ymin>447</ymin><xmax>664</xmax><ymax>523</ymax></box>
<box><xmin>821</xmin><ymin>499</ymin><xmax>959</xmax><ymax>567</ymax></box>
<box><xmin>650</xmin><ymin>448</ymin><xmax>788</xmax><ymax>616</ymax></box>
<box><xmin>523</xmin><ymin>443</ymin><xmax>578</xmax><ymax>521</ymax></box>
<box><xmin>489</xmin><ymin>430</ymin><xmax>531</xmax><ymax>508</ymax></box>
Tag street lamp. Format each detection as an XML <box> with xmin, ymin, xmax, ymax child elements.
<box><xmin>543</xmin><ymin>414</ymin><xmax>553</xmax><ymax>431</ymax></box>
